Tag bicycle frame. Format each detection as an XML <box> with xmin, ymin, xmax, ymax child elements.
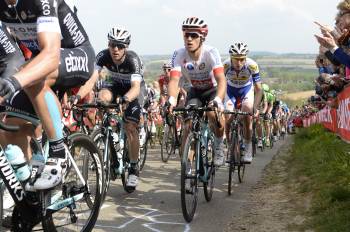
<box><xmin>0</xmin><ymin>105</ymin><xmax>91</xmax><ymax>222</ymax></box>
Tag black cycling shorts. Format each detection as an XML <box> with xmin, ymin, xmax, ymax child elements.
<box><xmin>54</xmin><ymin>43</ymin><xmax>95</xmax><ymax>94</ymax></box>
<box><xmin>123</xmin><ymin>99</ymin><xmax>141</xmax><ymax>124</ymax></box>
<box><xmin>8</xmin><ymin>43</ymin><xmax>95</xmax><ymax>115</ymax></box>
<box><xmin>184</xmin><ymin>87</ymin><xmax>216</xmax><ymax>121</ymax></box>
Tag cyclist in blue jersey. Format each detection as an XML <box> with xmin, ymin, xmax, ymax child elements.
<box><xmin>223</xmin><ymin>42</ymin><xmax>263</xmax><ymax>163</ymax></box>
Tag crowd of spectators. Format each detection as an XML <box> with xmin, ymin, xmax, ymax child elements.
<box><xmin>312</xmin><ymin>0</ymin><xmax>350</xmax><ymax>108</ymax></box>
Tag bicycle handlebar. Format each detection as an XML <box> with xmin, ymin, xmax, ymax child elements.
<box><xmin>0</xmin><ymin>121</ymin><xmax>19</xmax><ymax>132</ymax></box>
<box><xmin>223</xmin><ymin>110</ymin><xmax>252</xmax><ymax>116</ymax></box>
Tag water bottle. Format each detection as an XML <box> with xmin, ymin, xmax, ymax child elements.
<box><xmin>5</xmin><ymin>144</ymin><xmax>31</xmax><ymax>182</ymax></box>
<box><xmin>115</xmin><ymin>151</ymin><xmax>123</xmax><ymax>175</ymax></box>
<box><xmin>112</xmin><ymin>132</ymin><xmax>120</xmax><ymax>151</ymax></box>
<box><xmin>151</xmin><ymin>121</ymin><xmax>156</xmax><ymax>134</ymax></box>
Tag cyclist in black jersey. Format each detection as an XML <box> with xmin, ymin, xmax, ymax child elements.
<box><xmin>0</xmin><ymin>0</ymin><xmax>98</xmax><ymax>190</ymax></box>
<box><xmin>96</xmin><ymin>26</ymin><xmax>144</xmax><ymax>189</ymax></box>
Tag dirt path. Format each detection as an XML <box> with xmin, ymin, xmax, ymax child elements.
<box><xmin>225</xmin><ymin>136</ymin><xmax>312</xmax><ymax>232</ymax></box>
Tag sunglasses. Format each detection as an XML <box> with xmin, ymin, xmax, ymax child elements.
<box><xmin>231</xmin><ymin>57</ymin><xmax>246</xmax><ymax>62</ymax></box>
<box><xmin>109</xmin><ymin>41</ymin><xmax>126</xmax><ymax>49</ymax></box>
<box><xmin>184</xmin><ymin>32</ymin><xmax>200</xmax><ymax>39</ymax></box>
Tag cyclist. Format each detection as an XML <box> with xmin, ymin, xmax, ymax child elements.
<box><xmin>96</xmin><ymin>26</ymin><xmax>144</xmax><ymax>190</ymax></box>
<box><xmin>0</xmin><ymin>0</ymin><xmax>97</xmax><ymax>190</ymax></box>
<box><xmin>167</xmin><ymin>17</ymin><xmax>226</xmax><ymax>166</ymax></box>
<box><xmin>271</xmin><ymin>99</ymin><xmax>282</xmax><ymax>141</ymax></box>
<box><xmin>159</xmin><ymin>62</ymin><xmax>172</xmax><ymax>106</ymax></box>
<box><xmin>280</xmin><ymin>101</ymin><xmax>290</xmax><ymax>135</ymax></box>
<box><xmin>223</xmin><ymin>42</ymin><xmax>263</xmax><ymax>163</ymax></box>
<box><xmin>256</xmin><ymin>83</ymin><xmax>275</xmax><ymax>148</ymax></box>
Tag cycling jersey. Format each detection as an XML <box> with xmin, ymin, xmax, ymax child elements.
<box><xmin>0</xmin><ymin>0</ymin><xmax>90</xmax><ymax>54</ymax></box>
<box><xmin>96</xmin><ymin>49</ymin><xmax>145</xmax><ymax>123</ymax></box>
<box><xmin>96</xmin><ymin>49</ymin><xmax>144</xmax><ymax>94</ymax></box>
<box><xmin>0</xmin><ymin>0</ymin><xmax>95</xmax><ymax>94</ymax></box>
<box><xmin>0</xmin><ymin>25</ymin><xmax>25</xmax><ymax>77</ymax></box>
<box><xmin>170</xmin><ymin>44</ymin><xmax>224</xmax><ymax>90</ymax></box>
<box><xmin>158</xmin><ymin>75</ymin><xmax>169</xmax><ymax>95</ymax></box>
<box><xmin>223</xmin><ymin>57</ymin><xmax>261</xmax><ymax>89</ymax></box>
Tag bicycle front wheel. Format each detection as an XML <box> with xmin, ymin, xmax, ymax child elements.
<box><xmin>203</xmin><ymin>135</ymin><xmax>215</xmax><ymax>202</ymax></box>
<box><xmin>181</xmin><ymin>132</ymin><xmax>198</xmax><ymax>222</ymax></box>
<box><xmin>42</xmin><ymin>133</ymin><xmax>103</xmax><ymax>232</ymax></box>
<box><xmin>91</xmin><ymin>128</ymin><xmax>112</xmax><ymax>201</ymax></box>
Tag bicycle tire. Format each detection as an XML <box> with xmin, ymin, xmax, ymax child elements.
<box><xmin>203</xmin><ymin>135</ymin><xmax>215</xmax><ymax>202</ymax></box>
<box><xmin>181</xmin><ymin>132</ymin><xmax>198</xmax><ymax>222</ymax></box>
<box><xmin>236</xmin><ymin>129</ymin><xmax>245</xmax><ymax>183</ymax></box>
<box><xmin>91</xmin><ymin>128</ymin><xmax>111</xmax><ymax>201</ymax></box>
<box><xmin>42</xmin><ymin>133</ymin><xmax>103</xmax><ymax>232</ymax></box>
<box><xmin>160</xmin><ymin>124</ymin><xmax>173</xmax><ymax>163</ymax></box>
<box><xmin>228</xmin><ymin>132</ymin><xmax>237</xmax><ymax>195</ymax></box>
<box><xmin>139</xmin><ymin>130</ymin><xmax>148</xmax><ymax>171</ymax></box>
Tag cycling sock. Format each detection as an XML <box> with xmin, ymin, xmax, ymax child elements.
<box><xmin>49</xmin><ymin>138</ymin><xmax>66</xmax><ymax>159</ymax></box>
<box><xmin>35</xmin><ymin>136</ymin><xmax>42</xmax><ymax>146</ymax></box>
<box><xmin>44</xmin><ymin>91</ymin><xmax>63</xmax><ymax>139</ymax></box>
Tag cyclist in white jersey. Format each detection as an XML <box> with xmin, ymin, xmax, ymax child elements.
<box><xmin>167</xmin><ymin>17</ymin><xmax>226</xmax><ymax>166</ymax></box>
<box><xmin>223</xmin><ymin>42</ymin><xmax>263</xmax><ymax>163</ymax></box>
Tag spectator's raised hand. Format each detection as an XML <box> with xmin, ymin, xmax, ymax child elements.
<box><xmin>315</xmin><ymin>31</ymin><xmax>337</xmax><ymax>50</ymax></box>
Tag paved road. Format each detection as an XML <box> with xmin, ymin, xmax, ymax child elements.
<box><xmin>0</xmin><ymin>136</ymin><xmax>289</xmax><ymax>231</ymax></box>
<box><xmin>93</xmin><ymin>137</ymin><xmax>288</xmax><ymax>232</ymax></box>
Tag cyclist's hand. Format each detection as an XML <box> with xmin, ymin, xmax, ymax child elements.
<box><xmin>121</xmin><ymin>95</ymin><xmax>130</xmax><ymax>111</ymax></box>
<box><xmin>68</xmin><ymin>95</ymin><xmax>81</xmax><ymax>109</ymax></box>
<box><xmin>0</xmin><ymin>76</ymin><xmax>21</xmax><ymax>103</ymax></box>
<box><xmin>164</xmin><ymin>100</ymin><xmax>173</xmax><ymax>114</ymax></box>
<box><xmin>253</xmin><ymin>109</ymin><xmax>260</xmax><ymax>118</ymax></box>
<box><xmin>210</xmin><ymin>96</ymin><xmax>224</xmax><ymax>112</ymax></box>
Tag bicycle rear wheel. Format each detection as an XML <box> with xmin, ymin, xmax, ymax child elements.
<box><xmin>91</xmin><ymin>128</ymin><xmax>111</xmax><ymax>201</ymax></box>
<box><xmin>181</xmin><ymin>132</ymin><xmax>198</xmax><ymax>222</ymax></box>
<box><xmin>203</xmin><ymin>135</ymin><xmax>215</xmax><ymax>202</ymax></box>
<box><xmin>139</xmin><ymin>128</ymin><xmax>149</xmax><ymax>171</ymax></box>
<box><xmin>42</xmin><ymin>133</ymin><xmax>103</xmax><ymax>232</ymax></box>
<box><xmin>228</xmin><ymin>132</ymin><xmax>238</xmax><ymax>195</ymax></box>
<box><xmin>161</xmin><ymin>124</ymin><xmax>174</xmax><ymax>163</ymax></box>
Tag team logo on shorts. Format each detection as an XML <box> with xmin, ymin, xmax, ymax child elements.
<box><xmin>186</xmin><ymin>63</ymin><xmax>195</xmax><ymax>70</ymax></box>
<box><xmin>199</xmin><ymin>63</ymin><xmax>205</xmax><ymax>70</ymax></box>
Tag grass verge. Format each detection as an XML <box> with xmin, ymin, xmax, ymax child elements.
<box><xmin>289</xmin><ymin>124</ymin><xmax>350</xmax><ymax>231</ymax></box>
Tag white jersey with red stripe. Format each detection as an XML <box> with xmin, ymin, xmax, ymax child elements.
<box><xmin>170</xmin><ymin>45</ymin><xmax>223</xmax><ymax>90</ymax></box>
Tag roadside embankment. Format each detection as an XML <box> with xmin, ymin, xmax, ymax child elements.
<box><xmin>226</xmin><ymin>125</ymin><xmax>350</xmax><ymax>231</ymax></box>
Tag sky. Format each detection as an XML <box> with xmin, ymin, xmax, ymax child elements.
<box><xmin>75</xmin><ymin>0</ymin><xmax>340</xmax><ymax>55</ymax></box>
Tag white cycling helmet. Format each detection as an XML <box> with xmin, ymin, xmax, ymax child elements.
<box><xmin>162</xmin><ymin>61</ymin><xmax>172</xmax><ymax>69</ymax></box>
<box><xmin>229</xmin><ymin>42</ymin><xmax>249</xmax><ymax>57</ymax></box>
<box><xmin>182</xmin><ymin>17</ymin><xmax>208</xmax><ymax>37</ymax></box>
<box><xmin>107</xmin><ymin>26</ymin><xmax>131</xmax><ymax>45</ymax></box>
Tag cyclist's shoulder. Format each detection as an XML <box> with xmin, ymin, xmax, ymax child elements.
<box><xmin>246</xmin><ymin>57</ymin><xmax>259</xmax><ymax>73</ymax></box>
<box><xmin>223</xmin><ymin>58</ymin><xmax>231</xmax><ymax>70</ymax></box>
<box><xmin>95</xmin><ymin>49</ymin><xmax>110</xmax><ymax>65</ymax></box>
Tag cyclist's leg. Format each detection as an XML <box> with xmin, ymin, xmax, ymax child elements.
<box><xmin>32</xmin><ymin>45</ymin><xmax>95</xmax><ymax>190</ymax></box>
<box><xmin>205</xmin><ymin>88</ymin><xmax>225</xmax><ymax>166</ymax></box>
<box><xmin>241</xmin><ymin>87</ymin><xmax>254</xmax><ymax>162</ymax></box>
<box><xmin>224</xmin><ymin>92</ymin><xmax>236</xmax><ymax>142</ymax></box>
<box><xmin>181</xmin><ymin>88</ymin><xmax>201</xmax><ymax>161</ymax></box>
<box><xmin>123</xmin><ymin>99</ymin><xmax>141</xmax><ymax>188</ymax></box>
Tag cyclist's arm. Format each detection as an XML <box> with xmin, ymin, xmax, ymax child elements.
<box><xmin>125</xmin><ymin>79</ymin><xmax>141</xmax><ymax>102</ymax></box>
<box><xmin>214</xmin><ymin>70</ymin><xmax>226</xmax><ymax>101</ymax></box>
<box><xmin>168</xmin><ymin>75</ymin><xmax>180</xmax><ymax>106</ymax></box>
<box><xmin>253</xmin><ymin>81</ymin><xmax>263</xmax><ymax>110</ymax></box>
<box><xmin>14</xmin><ymin>31</ymin><xmax>61</xmax><ymax>87</ymax></box>
<box><xmin>76</xmin><ymin>70</ymin><xmax>99</xmax><ymax>99</ymax></box>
